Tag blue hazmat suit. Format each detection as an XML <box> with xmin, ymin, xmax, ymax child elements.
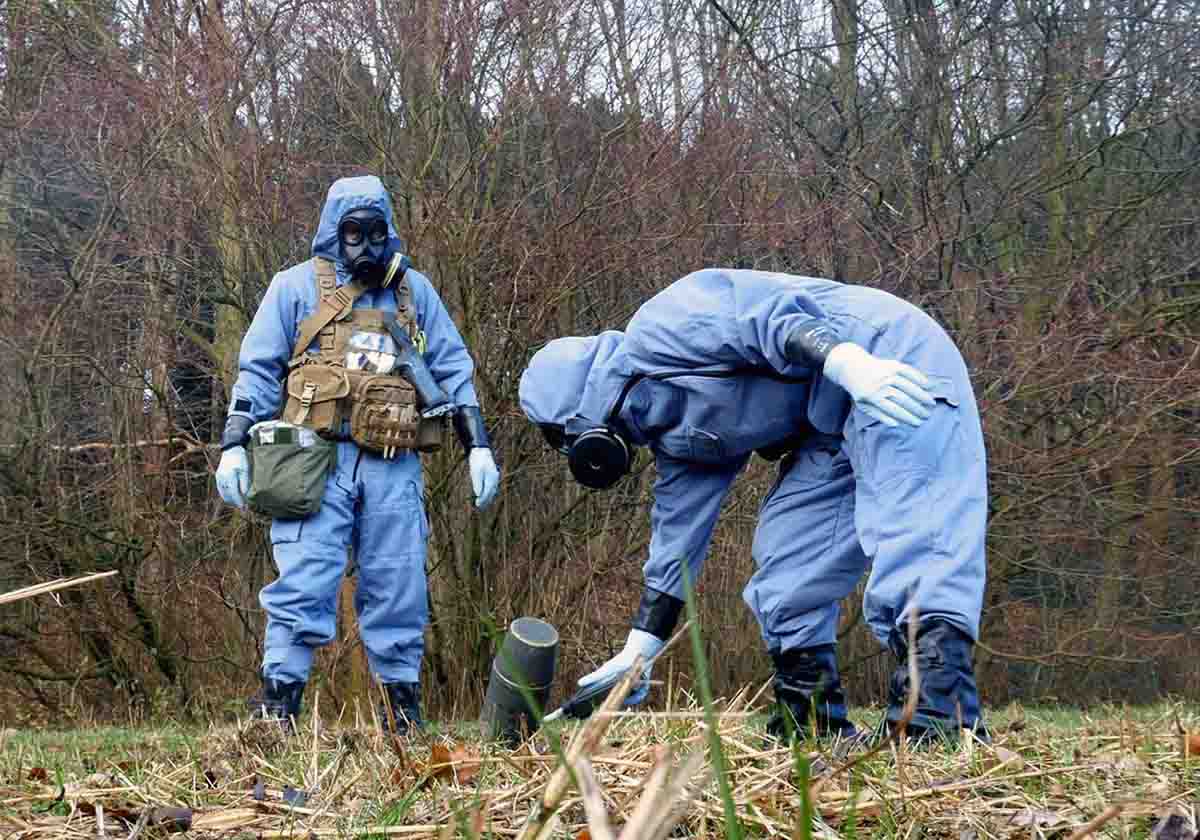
<box><xmin>519</xmin><ymin>269</ymin><xmax>987</xmax><ymax>653</ymax></box>
<box><xmin>228</xmin><ymin>176</ymin><xmax>482</xmax><ymax>684</ymax></box>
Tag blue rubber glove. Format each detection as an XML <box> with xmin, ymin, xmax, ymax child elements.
<box><xmin>216</xmin><ymin>446</ymin><xmax>250</xmax><ymax>509</ymax></box>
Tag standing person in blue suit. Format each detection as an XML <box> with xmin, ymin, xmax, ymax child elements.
<box><xmin>518</xmin><ymin>269</ymin><xmax>988</xmax><ymax>742</ymax></box>
<box><xmin>214</xmin><ymin>175</ymin><xmax>501</xmax><ymax>733</ymax></box>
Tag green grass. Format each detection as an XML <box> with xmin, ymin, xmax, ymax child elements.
<box><xmin>2</xmin><ymin>725</ymin><xmax>196</xmax><ymax>785</ymax></box>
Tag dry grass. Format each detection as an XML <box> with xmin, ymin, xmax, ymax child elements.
<box><xmin>1</xmin><ymin>695</ymin><xmax>1198</xmax><ymax>840</ymax></box>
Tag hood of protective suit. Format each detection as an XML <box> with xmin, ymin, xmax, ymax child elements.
<box><xmin>519</xmin><ymin>331</ymin><xmax>630</xmax><ymax>434</ymax></box>
<box><xmin>310</xmin><ymin>175</ymin><xmax>404</xmax><ymax>281</ymax></box>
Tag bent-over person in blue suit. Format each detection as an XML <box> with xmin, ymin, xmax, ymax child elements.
<box><xmin>519</xmin><ymin>268</ymin><xmax>988</xmax><ymax>742</ymax></box>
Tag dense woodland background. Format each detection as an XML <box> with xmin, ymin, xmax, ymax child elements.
<box><xmin>1</xmin><ymin>0</ymin><xmax>1198</xmax><ymax>725</ymax></box>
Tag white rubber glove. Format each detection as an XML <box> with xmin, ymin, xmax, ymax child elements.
<box><xmin>823</xmin><ymin>343</ymin><xmax>936</xmax><ymax>428</ymax></box>
<box><xmin>468</xmin><ymin>447</ymin><xmax>500</xmax><ymax>509</ymax></box>
<box><xmin>578</xmin><ymin>629</ymin><xmax>665</xmax><ymax>707</ymax></box>
<box><xmin>216</xmin><ymin>446</ymin><xmax>250</xmax><ymax>509</ymax></box>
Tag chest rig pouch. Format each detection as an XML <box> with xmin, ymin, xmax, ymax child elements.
<box><xmin>280</xmin><ymin>257</ymin><xmax>445</xmax><ymax>456</ymax></box>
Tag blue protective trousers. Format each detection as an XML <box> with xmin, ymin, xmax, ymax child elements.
<box><xmin>744</xmin><ymin>382</ymin><xmax>987</xmax><ymax>653</ymax></box>
<box><xmin>260</xmin><ymin>441</ymin><xmax>429</xmax><ymax>684</ymax></box>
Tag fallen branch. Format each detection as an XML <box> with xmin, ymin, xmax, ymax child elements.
<box><xmin>0</xmin><ymin>435</ymin><xmax>213</xmax><ymax>456</ymax></box>
<box><xmin>0</xmin><ymin>571</ymin><xmax>119</xmax><ymax>606</ymax></box>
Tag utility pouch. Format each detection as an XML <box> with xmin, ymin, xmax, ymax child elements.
<box><xmin>246</xmin><ymin>421</ymin><xmax>337</xmax><ymax>520</ymax></box>
<box><xmin>282</xmin><ymin>364</ymin><xmax>350</xmax><ymax>436</ymax></box>
<box><xmin>349</xmin><ymin>375</ymin><xmax>420</xmax><ymax>456</ymax></box>
<box><xmin>415</xmin><ymin>416</ymin><xmax>446</xmax><ymax>453</ymax></box>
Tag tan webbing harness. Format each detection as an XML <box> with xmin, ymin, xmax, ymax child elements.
<box><xmin>279</xmin><ymin>257</ymin><xmax>437</xmax><ymax>456</ymax></box>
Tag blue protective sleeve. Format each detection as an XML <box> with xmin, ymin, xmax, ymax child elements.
<box><xmin>623</xmin><ymin>269</ymin><xmax>832</xmax><ymax>377</ymax></box>
<box><xmin>229</xmin><ymin>272</ymin><xmax>301</xmax><ymax>423</ymax></box>
<box><xmin>642</xmin><ymin>453</ymin><xmax>749</xmax><ymax>598</ymax></box>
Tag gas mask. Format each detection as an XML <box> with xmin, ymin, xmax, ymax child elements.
<box><xmin>539</xmin><ymin>423</ymin><xmax>633</xmax><ymax>490</ymax></box>
<box><xmin>338</xmin><ymin>208</ymin><xmax>396</xmax><ymax>287</ymax></box>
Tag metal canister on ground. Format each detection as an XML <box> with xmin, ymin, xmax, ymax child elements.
<box><xmin>480</xmin><ymin>617</ymin><xmax>559</xmax><ymax>746</ymax></box>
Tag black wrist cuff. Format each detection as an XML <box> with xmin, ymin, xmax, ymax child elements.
<box><xmin>783</xmin><ymin>317</ymin><xmax>841</xmax><ymax>367</ymax></box>
<box><xmin>452</xmin><ymin>405</ymin><xmax>491</xmax><ymax>454</ymax></box>
<box><xmin>220</xmin><ymin>415</ymin><xmax>253</xmax><ymax>451</ymax></box>
<box><xmin>632</xmin><ymin>587</ymin><xmax>685</xmax><ymax>640</ymax></box>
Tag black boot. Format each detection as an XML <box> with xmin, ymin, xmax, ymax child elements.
<box><xmin>766</xmin><ymin>645</ymin><xmax>859</xmax><ymax>741</ymax></box>
<box><xmin>247</xmin><ymin>677</ymin><xmax>305</xmax><ymax>734</ymax></box>
<box><xmin>884</xmin><ymin>619</ymin><xmax>987</xmax><ymax>743</ymax></box>
<box><xmin>380</xmin><ymin>682</ymin><xmax>424</xmax><ymax>735</ymax></box>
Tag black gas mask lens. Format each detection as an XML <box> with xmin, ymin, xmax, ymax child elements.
<box><xmin>339</xmin><ymin>216</ymin><xmax>388</xmax><ymax>248</ymax></box>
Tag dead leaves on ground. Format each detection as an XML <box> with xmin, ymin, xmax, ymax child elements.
<box><xmin>1170</xmin><ymin>709</ymin><xmax>1200</xmax><ymax>760</ymax></box>
<box><xmin>388</xmin><ymin>740</ymin><xmax>483</xmax><ymax>789</ymax></box>
<box><xmin>1009</xmin><ymin>807</ymin><xmax>1065</xmax><ymax>830</ymax></box>
<box><xmin>428</xmin><ymin>742</ymin><xmax>482</xmax><ymax>786</ymax></box>
<box><xmin>1182</xmin><ymin>732</ymin><xmax>1200</xmax><ymax>759</ymax></box>
<box><xmin>5</xmin><ymin>705</ymin><xmax>1200</xmax><ymax>840</ymax></box>
<box><xmin>983</xmin><ymin>746</ymin><xmax>1025</xmax><ymax>772</ymax></box>
<box><xmin>69</xmin><ymin>802</ymin><xmax>195</xmax><ymax>833</ymax></box>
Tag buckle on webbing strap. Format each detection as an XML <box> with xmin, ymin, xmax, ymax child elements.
<box><xmin>295</xmin><ymin>381</ymin><xmax>317</xmax><ymax>424</ymax></box>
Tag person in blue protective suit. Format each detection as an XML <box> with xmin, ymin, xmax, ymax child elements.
<box><xmin>518</xmin><ymin>269</ymin><xmax>988</xmax><ymax>742</ymax></box>
<box><xmin>214</xmin><ymin>175</ymin><xmax>501</xmax><ymax>734</ymax></box>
